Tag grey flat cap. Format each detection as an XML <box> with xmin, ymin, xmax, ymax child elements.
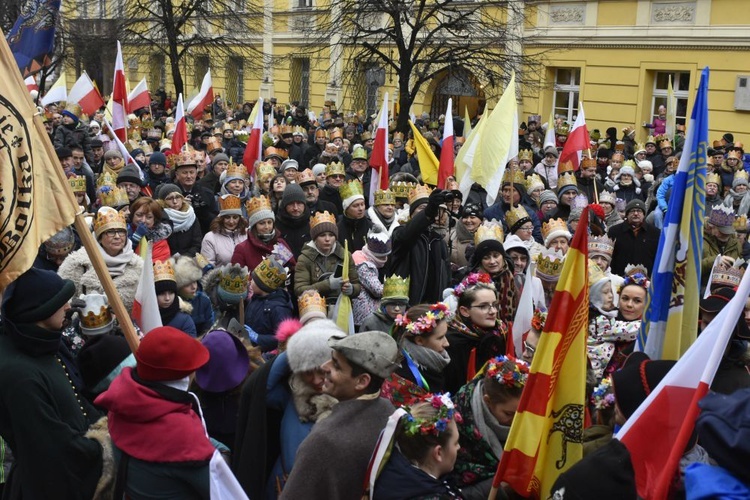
<box><xmin>328</xmin><ymin>330</ymin><xmax>399</xmax><ymax>379</ymax></box>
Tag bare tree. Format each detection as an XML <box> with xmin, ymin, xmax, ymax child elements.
<box><xmin>119</xmin><ymin>0</ymin><xmax>264</xmax><ymax>97</ymax></box>
<box><xmin>296</xmin><ymin>0</ymin><xmax>542</xmax><ymax>132</ymax></box>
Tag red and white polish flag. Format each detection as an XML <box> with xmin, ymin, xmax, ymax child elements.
<box><xmin>187</xmin><ymin>69</ymin><xmax>214</xmax><ymax>120</ymax></box>
<box><xmin>111</xmin><ymin>41</ymin><xmax>129</xmax><ymax>142</ymax></box>
<box><xmin>127</xmin><ymin>77</ymin><xmax>151</xmax><ymax>113</ymax></box>
<box><xmin>68</xmin><ymin>72</ymin><xmax>105</xmax><ymax>116</ymax></box>
<box><xmin>557</xmin><ymin>102</ymin><xmax>590</xmax><ymax>170</ymax></box>
<box><xmin>171</xmin><ymin>94</ymin><xmax>188</xmax><ymax>153</ymax></box>
<box><xmin>368</xmin><ymin>93</ymin><xmax>390</xmax><ymax>205</ymax></box>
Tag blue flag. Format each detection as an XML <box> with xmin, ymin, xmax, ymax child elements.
<box><xmin>6</xmin><ymin>0</ymin><xmax>61</xmax><ymax>77</ymax></box>
<box><xmin>641</xmin><ymin>67</ymin><xmax>709</xmax><ymax>360</ymax></box>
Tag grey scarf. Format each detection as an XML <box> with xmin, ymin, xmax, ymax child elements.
<box><xmin>402</xmin><ymin>340</ymin><xmax>451</xmax><ymax>373</ymax></box>
<box><xmin>471</xmin><ymin>380</ymin><xmax>510</xmax><ymax>459</ymax></box>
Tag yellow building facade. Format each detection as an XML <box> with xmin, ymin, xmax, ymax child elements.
<box><xmin>68</xmin><ymin>0</ymin><xmax>750</xmax><ymax>142</ymax></box>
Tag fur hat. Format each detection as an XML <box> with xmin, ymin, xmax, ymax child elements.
<box><xmin>287</xmin><ymin>319</ymin><xmax>345</xmax><ymax>373</ymax></box>
<box><xmin>174</xmin><ymin>255</ymin><xmax>203</xmax><ymax>289</ymax></box>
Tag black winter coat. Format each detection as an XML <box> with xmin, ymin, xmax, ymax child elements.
<box><xmin>608</xmin><ymin>222</ymin><xmax>660</xmax><ymax>277</ymax></box>
<box><xmin>167</xmin><ymin>218</ymin><xmax>203</xmax><ymax>257</ymax></box>
<box><xmin>318</xmin><ymin>185</ymin><xmax>343</xmax><ymax>215</ymax></box>
<box><xmin>54</xmin><ymin>123</ymin><xmax>93</xmax><ymax>162</ymax></box>
<box><xmin>337</xmin><ymin>215</ymin><xmax>372</xmax><ymax>252</ymax></box>
<box><xmin>275</xmin><ymin>210</ymin><xmax>311</xmax><ymax>259</ymax></box>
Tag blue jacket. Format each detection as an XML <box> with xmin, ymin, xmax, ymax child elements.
<box><xmin>374</xmin><ymin>447</ymin><xmax>463</xmax><ymax>500</ymax></box>
<box><xmin>657</xmin><ymin>174</ymin><xmax>675</xmax><ymax>213</ymax></box>
<box><xmin>685</xmin><ymin>463</ymin><xmax>750</xmax><ymax>500</ymax></box>
<box><xmin>244</xmin><ymin>289</ymin><xmax>293</xmax><ymax>351</ymax></box>
<box><xmin>186</xmin><ymin>291</ymin><xmax>214</xmax><ymax>336</ymax></box>
<box><xmin>166</xmin><ymin>311</ymin><xmax>197</xmax><ymax>338</ymax></box>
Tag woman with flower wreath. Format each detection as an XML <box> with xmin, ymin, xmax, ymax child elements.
<box><xmin>588</xmin><ymin>271</ymin><xmax>649</xmax><ymax>383</ymax></box>
<box><xmin>382</xmin><ymin>303</ymin><xmax>452</xmax><ymax>406</ymax></box>
<box><xmin>443</xmin><ymin>274</ymin><xmax>509</xmax><ymax>395</ymax></box>
<box><xmin>452</xmin><ymin>355</ymin><xmax>529</xmax><ymax>498</ymax></box>
<box><xmin>368</xmin><ymin>393</ymin><xmax>464</xmax><ymax>500</ymax></box>
<box><xmin>583</xmin><ymin>376</ymin><xmax>616</xmax><ymax>456</ymax></box>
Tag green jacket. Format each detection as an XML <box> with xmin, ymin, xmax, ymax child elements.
<box><xmin>293</xmin><ymin>242</ymin><xmax>361</xmax><ymax>302</ymax></box>
<box><xmin>702</xmin><ymin>233</ymin><xmax>742</xmax><ymax>282</ymax></box>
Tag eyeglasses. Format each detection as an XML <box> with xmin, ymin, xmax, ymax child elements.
<box><xmin>104</xmin><ymin>229</ymin><xmax>127</xmax><ymax>237</ymax></box>
<box><xmin>523</xmin><ymin>341</ymin><xmax>536</xmax><ymax>355</ymax></box>
<box><xmin>330</xmin><ymin>174</ymin><xmax>345</xmax><ymax>179</ymax></box>
<box><xmin>469</xmin><ymin>303</ymin><xmax>499</xmax><ymax>313</ymax></box>
<box><xmin>518</xmin><ymin>225</ymin><xmax>534</xmax><ymax>232</ymax></box>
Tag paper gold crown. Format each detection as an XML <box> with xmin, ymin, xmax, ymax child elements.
<box><xmin>68</xmin><ymin>175</ymin><xmax>87</xmax><ymax>193</ymax></box>
<box><xmin>645</xmin><ymin>135</ymin><xmax>656</xmax><ymax>145</ymax></box>
<box><xmin>80</xmin><ymin>301</ymin><xmax>112</xmax><ymax>331</ymax></box>
<box><xmin>525</xmin><ymin>174</ymin><xmax>545</xmax><ymax>193</ymax></box>
<box><xmin>557</xmin><ymin>171</ymin><xmax>578</xmax><ymax>190</ymax></box>
<box><xmin>226</xmin><ymin>162</ymin><xmax>248</xmax><ymax>180</ymax></box>
<box><xmin>296</xmin><ymin>169</ymin><xmax>316</xmax><ymax>184</ymax></box>
<box><xmin>408</xmin><ymin>184</ymin><xmax>433</xmax><ymax>206</ymax></box>
<box><xmin>475</xmin><ymin>220</ymin><xmax>504</xmax><ymax>245</ymax></box>
<box><xmin>542</xmin><ymin>217</ymin><xmax>569</xmax><ymax>242</ymax></box>
<box><xmin>220</xmin><ymin>266</ymin><xmax>249</xmax><ymax>295</ymax></box>
<box><xmin>153</xmin><ymin>259</ymin><xmax>176</xmax><ymax>283</ymax></box>
<box><xmin>264</xmin><ymin>146</ymin><xmax>288</xmax><ymax>160</ymax></box>
<box><xmin>168</xmin><ymin>151</ymin><xmax>197</xmax><ymax>169</ymax></box>
<box><xmin>536</xmin><ymin>248</ymin><xmax>565</xmax><ymax>281</ymax></box>
<box><xmin>711</xmin><ymin>262</ymin><xmax>744</xmax><ymax>289</ymax></box>
<box><xmin>374</xmin><ymin>189</ymin><xmax>397</xmax><ymax>206</ymax></box>
<box><xmin>734</xmin><ymin>170</ymin><xmax>749</xmax><ymax>184</ymax></box>
<box><xmin>325</xmin><ymin>161</ymin><xmax>346</xmax><ymax>177</ymax></box>
<box><xmin>635</xmin><ymin>142</ymin><xmax>646</xmax><ymax>153</ymax></box>
<box><xmin>734</xmin><ymin>214</ymin><xmax>748</xmax><ymax>233</ymax></box>
<box><xmin>219</xmin><ymin>194</ymin><xmax>243</xmax><ymax>212</ymax></box>
<box><xmin>310</xmin><ymin>210</ymin><xmax>337</xmax><ymax>229</ymax></box>
<box><xmin>97</xmin><ymin>185</ymin><xmax>129</xmax><ymax>208</ymax></box>
<box><xmin>505</xmin><ymin>205</ymin><xmax>530</xmax><ymax>231</ymax></box>
<box><xmin>502</xmin><ymin>168</ymin><xmax>526</xmax><ymax>186</ymax></box>
<box><xmin>383</xmin><ymin>275</ymin><xmax>410</xmax><ymax>301</ymax></box>
<box><xmin>94</xmin><ymin>207</ymin><xmax>127</xmax><ymax>236</ymax></box>
<box><xmin>599</xmin><ymin>190</ymin><xmax>617</xmax><ymax>206</ymax></box>
<box><xmin>727</xmin><ymin>149</ymin><xmax>743</xmax><ymax>160</ymax></box>
<box><xmin>298</xmin><ymin>290</ymin><xmax>328</xmax><ymax>316</ymax></box>
<box><xmin>292</xmin><ymin>125</ymin><xmax>306</xmax><ymax>136</ymax></box>
<box><xmin>339</xmin><ymin>179</ymin><xmax>364</xmax><ymax>201</ymax></box>
<box><xmin>96</xmin><ymin>171</ymin><xmax>116</xmax><ymax>188</ymax></box>
<box><xmin>614</xmin><ymin>141</ymin><xmax>625</xmax><ymax>152</ymax></box>
<box><xmin>315</xmin><ymin>128</ymin><xmax>329</xmax><ymax>139</ymax></box>
<box><xmin>246</xmin><ymin>195</ymin><xmax>272</xmax><ymax>216</ymax></box>
<box><xmin>518</xmin><ymin>149</ymin><xmax>533</xmax><ymax>162</ymax></box>
<box><xmin>659</xmin><ymin>139</ymin><xmax>672</xmax><ymax>150</ymax></box>
<box><xmin>329</xmin><ymin>127</ymin><xmax>344</xmax><ymax>140</ymax></box>
<box><xmin>706</xmin><ymin>172</ymin><xmax>722</xmax><ymax>186</ymax></box>
<box><xmin>279</xmin><ymin>124</ymin><xmax>293</xmax><ymax>136</ymax></box>
<box><xmin>588</xmin><ymin>260</ymin><xmax>606</xmax><ymax>285</ymax></box>
<box><xmin>253</xmin><ymin>256</ymin><xmax>287</xmax><ymax>290</ymax></box>
<box><xmin>392</xmin><ymin>131</ymin><xmax>405</xmax><ymax>141</ymax></box>
<box><xmin>588</xmin><ymin>235</ymin><xmax>615</xmax><ymax>258</ymax></box>
<box><xmin>555</xmin><ymin>123</ymin><xmax>569</xmax><ymax>136</ymax></box>
<box><xmin>206</xmin><ymin>137</ymin><xmax>223</xmax><ymax>153</ymax></box>
<box><xmin>390</xmin><ymin>181</ymin><xmax>417</xmax><ymax>199</ymax></box>
<box><xmin>256</xmin><ymin>162</ymin><xmax>277</xmax><ymax>180</ymax></box>
<box><xmin>581</xmin><ymin>157</ymin><xmax>597</xmax><ymax>169</ymax></box>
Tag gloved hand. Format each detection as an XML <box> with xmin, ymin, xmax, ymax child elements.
<box><xmin>131</xmin><ymin>223</ymin><xmax>150</xmax><ymax>243</ymax></box>
<box><xmin>244</xmin><ymin>324</ymin><xmax>259</xmax><ymax>344</ymax></box>
<box><xmin>342</xmin><ymin>281</ymin><xmax>353</xmax><ymax>296</ymax></box>
<box><xmin>424</xmin><ymin>189</ymin><xmax>447</xmax><ymax>219</ymax></box>
<box><xmin>329</xmin><ymin>276</ymin><xmax>343</xmax><ymax>291</ymax></box>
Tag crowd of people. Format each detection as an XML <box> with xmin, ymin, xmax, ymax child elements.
<box><xmin>1</xmin><ymin>94</ymin><xmax>749</xmax><ymax>499</ymax></box>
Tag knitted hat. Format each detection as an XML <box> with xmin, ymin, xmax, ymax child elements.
<box><xmin>246</xmin><ymin>195</ymin><xmax>275</xmax><ymax>229</ymax></box>
<box><xmin>116</xmin><ymin>163</ymin><xmax>144</xmax><ymax>187</ymax></box>
<box><xmin>174</xmin><ymin>255</ymin><xmax>204</xmax><ymax>289</ymax></box>
<box><xmin>542</xmin><ymin>218</ymin><xmax>572</xmax><ymax>247</ymax></box>
<box><xmin>281</xmin><ymin>159</ymin><xmax>299</xmax><ymax>172</ymax></box>
<box><xmin>281</xmin><ymin>183</ymin><xmax>306</xmax><ymax>208</ymax></box>
<box><xmin>251</xmin><ymin>256</ymin><xmax>288</xmax><ymax>293</ymax></box>
<box><xmin>212</xmin><ymin>153</ymin><xmax>230</xmax><ymax>165</ymax></box>
<box><xmin>77</xmin><ymin>335</ymin><xmax>135</xmax><ymax>394</ymax></box>
<box><xmin>328</xmin><ymin>330</ymin><xmax>399</xmax><ymax>378</ymax></box>
<box><xmin>625</xmin><ymin>199</ymin><xmax>646</xmax><ymax>215</ymax></box>
<box><xmin>103</xmin><ymin>149</ymin><xmax>123</xmax><ymax>161</ymax></box>
<box><xmin>612</xmin><ymin>352</ymin><xmax>675</xmax><ymax>419</ymax></box>
<box><xmin>155</xmin><ymin>183</ymin><xmax>182</xmax><ymax>201</ymax></box>
<box><xmin>312</xmin><ymin>163</ymin><xmax>327</xmax><ymax>176</ymax></box>
<box><xmin>78</xmin><ymin>293</ymin><xmax>114</xmax><ymax>336</ymax></box>
<box><xmin>217</xmin><ymin>264</ymin><xmax>249</xmax><ymax>304</ymax></box>
<box><xmin>287</xmin><ymin>319</ymin><xmax>344</xmax><ymax>373</ymax></box>
<box><xmin>3</xmin><ymin>268</ymin><xmax>75</xmax><ymax>324</ymax></box>
<box><xmin>136</xmin><ymin>326</ymin><xmax>210</xmax><ymax>381</ymax></box>
<box><xmin>618</xmin><ymin>165</ymin><xmax>635</xmax><ymax>178</ymax></box>
<box><xmin>298</xmin><ymin>290</ymin><xmax>328</xmax><ymax>324</ymax></box>
<box><xmin>539</xmin><ymin>190</ymin><xmax>558</xmax><ymax>206</ymax></box>
<box><xmin>149</xmin><ymin>152</ymin><xmax>167</xmax><ymax>166</ymax></box>
<box><xmin>733</xmin><ymin>170</ymin><xmax>749</xmax><ymax>188</ymax></box>
<box><xmin>365</xmin><ymin>226</ymin><xmax>392</xmax><ymax>257</ymax></box>
<box><xmin>61</xmin><ymin>109</ymin><xmax>80</xmax><ymax>124</ymax></box>
<box><xmin>310</xmin><ymin>211</ymin><xmax>338</xmax><ymax>240</ymax></box>
<box><xmin>194</xmin><ymin>330</ymin><xmax>250</xmax><ymax>392</ymax></box>
<box><xmin>56</xmin><ymin>146</ymin><xmax>72</xmax><ymax>159</ymax></box>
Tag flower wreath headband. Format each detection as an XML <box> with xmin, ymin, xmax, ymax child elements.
<box><xmin>402</xmin><ymin>393</ymin><xmax>463</xmax><ymax>437</ymax></box>
<box><xmin>485</xmin><ymin>355</ymin><xmax>530</xmax><ymax>389</ymax></box>
<box><xmin>395</xmin><ymin>302</ymin><xmax>451</xmax><ymax>335</ymax></box>
<box><xmin>619</xmin><ymin>272</ymin><xmax>650</xmax><ymax>293</ymax></box>
<box><xmin>453</xmin><ymin>272</ymin><xmax>495</xmax><ymax>298</ymax></box>
<box><xmin>590</xmin><ymin>376</ymin><xmax>615</xmax><ymax>411</ymax></box>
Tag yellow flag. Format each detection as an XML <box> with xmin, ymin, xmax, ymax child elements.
<box><xmin>463</xmin><ymin>105</ymin><xmax>472</xmax><ymax>140</ymax></box>
<box><xmin>455</xmin><ymin>112</ymin><xmax>487</xmax><ymax>188</ymax></box>
<box><xmin>0</xmin><ymin>28</ymin><xmax>79</xmax><ymax>289</ymax></box>
<box><xmin>335</xmin><ymin>240</ymin><xmax>355</xmax><ymax>334</ymax></box>
<box><xmin>407</xmin><ymin>120</ymin><xmax>440</xmax><ymax>185</ymax></box>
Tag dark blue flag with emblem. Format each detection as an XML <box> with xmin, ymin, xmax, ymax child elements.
<box><xmin>5</xmin><ymin>0</ymin><xmax>61</xmax><ymax>77</ymax></box>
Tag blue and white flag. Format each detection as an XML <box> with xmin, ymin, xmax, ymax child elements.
<box><xmin>641</xmin><ymin>67</ymin><xmax>709</xmax><ymax>360</ymax></box>
<box><xmin>6</xmin><ymin>0</ymin><xmax>61</xmax><ymax>77</ymax></box>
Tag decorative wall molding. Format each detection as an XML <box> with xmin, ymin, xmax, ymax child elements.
<box><xmin>652</xmin><ymin>2</ymin><xmax>696</xmax><ymax>24</ymax></box>
<box><xmin>549</xmin><ymin>4</ymin><xmax>586</xmax><ymax>25</ymax></box>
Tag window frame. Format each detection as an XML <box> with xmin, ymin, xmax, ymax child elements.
<box><xmin>651</xmin><ymin>71</ymin><xmax>690</xmax><ymax>126</ymax></box>
<box><xmin>552</xmin><ymin>67</ymin><xmax>581</xmax><ymax>124</ymax></box>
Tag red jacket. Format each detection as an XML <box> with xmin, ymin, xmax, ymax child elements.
<box><xmin>231</xmin><ymin>232</ymin><xmax>296</xmax><ymax>271</ymax></box>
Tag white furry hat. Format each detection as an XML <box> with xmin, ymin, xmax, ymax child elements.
<box><xmin>174</xmin><ymin>255</ymin><xmax>204</xmax><ymax>289</ymax></box>
<box><xmin>286</xmin><ymin>319</ymin><xmax>345</xmax><ymax>373</ymax></box>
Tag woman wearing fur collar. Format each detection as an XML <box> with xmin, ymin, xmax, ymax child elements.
<box><xmin>233</xmin><ymin>319</ymin><xmax>342</xmax><ymax>499</ymax></box>
<box><xmin>367</xmin><ymin>189</ymin><xmax>401</xmax><ymax>235</ymax></box>
<box><xmin>58</xmin><ymin>207</ymin><xmax>143</xmax><ymax>312</ymax></box>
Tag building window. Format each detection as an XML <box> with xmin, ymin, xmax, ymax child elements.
<box><xmin>289</xmin><ymin>58</ymin><xmax>310</xmax><ymax>108</ymax></box>
<box><xmin>128</xmin><ymin>57</ymin><xmax>139</xmax><ymax>82</ymax></box>
<box><xmin>297</xmin><ymin>0</ymin><xmax>313</xmax><ymax>7</ymax></box>
<box><xmin>149</xmin><ymin>54</ymin><xmax>165</xmax><ymax>91</ymax></box>
<box><xmin>194</xmin><ymin>55</ymin><xmax>210</xmax><ymax>88</ymax></box>
<box><xmin>552</xmin><ymin>67</ymin><xmax>581</xmax><ymax>123</ymax></box>
<box><xmin>97</xmin><ymin>0</ymin><xmax>106</xmax><ymax>17</ymax></box>
<box><xmin>652</xmin><ymin>71</ymin><xmax>690</xmax><ymax>125</ymax></box>
<box><xmin>225</xmin><ymin>57</ymin><xmax>244</xmax><ymax>108</ymax></box>
<box><xmin>79</xmin><ymin>0</ymin><xmax>88</xmax><ymax>18</ymax></box>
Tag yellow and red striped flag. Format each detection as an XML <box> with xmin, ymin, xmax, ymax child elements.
<box><xmin>492</xmin><ymin>208</ymin><xmax>590</xmax><ymax>499</ymax></box>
